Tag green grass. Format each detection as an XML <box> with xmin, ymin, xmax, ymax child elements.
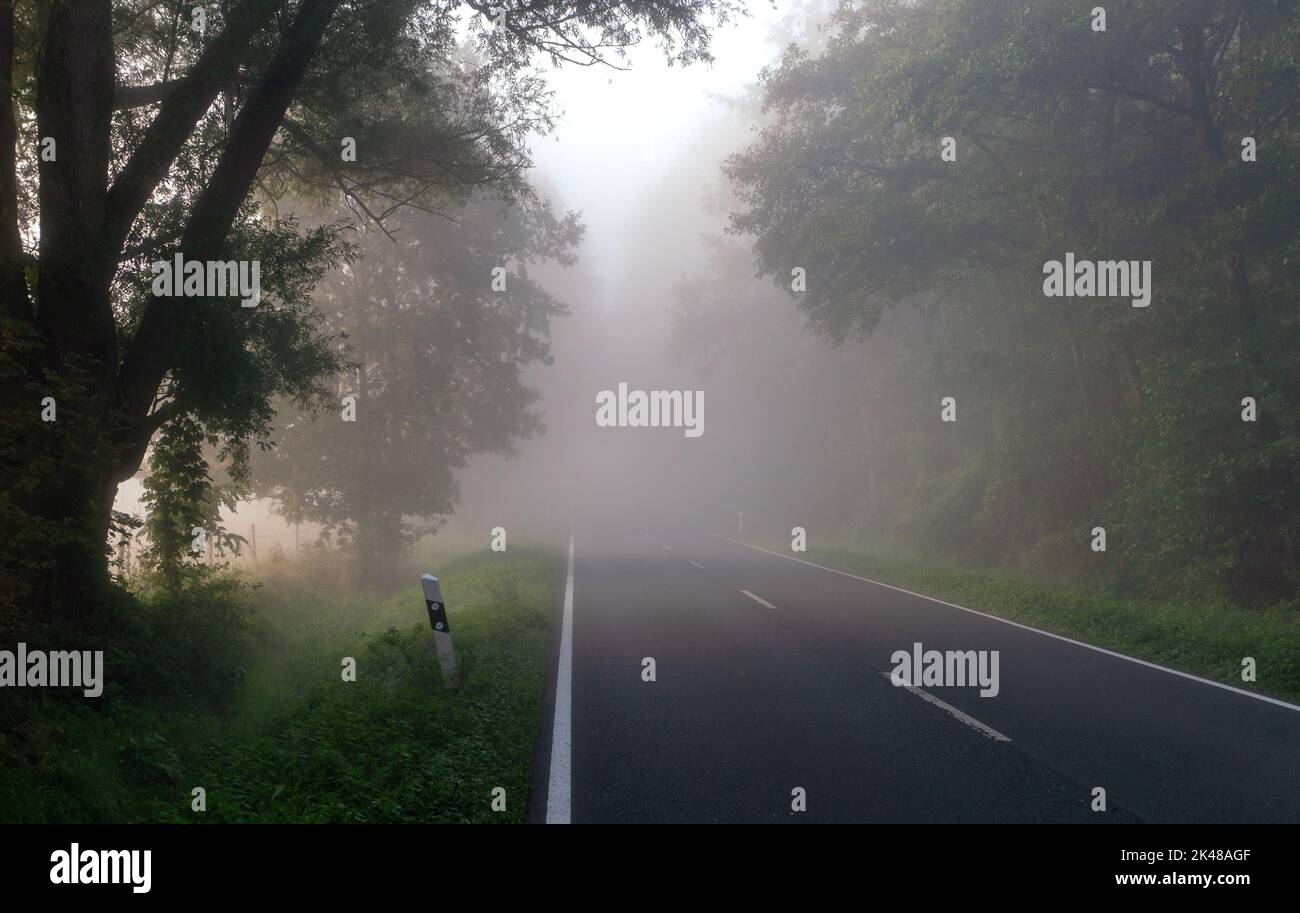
<box><xmin>0</xmin><ymin>547</ymin><xmax>563</xmax><ymax>823</ymax></box>
<box><xmin>785</xmin><ymin>542</ymin><xmax>1300</xmax><ymax>705</ymax></box>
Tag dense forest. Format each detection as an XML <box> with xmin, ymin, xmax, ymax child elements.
<box><xmin>708</xmin><ymin>0</ymin><xmax>1300</xmax><ymax>605</ymax></box>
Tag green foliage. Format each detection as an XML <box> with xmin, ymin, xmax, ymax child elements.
<box><xmin>0</xmin><ymin>551</ymin><xmax>559</xmax><ymax>823</ymax></box>
<box><xmin>727</xmin><ymin>0</ymin><xmax>1300</xmax><ymax>603</ymax></box>
<box><xmin>138</xmin><ymin>415</ymin><xmax>247</xmax><ymax>591</ymax></box>
<box><xmin>191</xmin><ymin>575</ymin><xmax>551</xmax><ymax>823</ymax></box>
<box><xmin>0</xmin><ymin>570</ymin><xmax>256</xmax><ymax>821</ymax></box>
<box><xmin>114</xmin><ymin>574</ymin><xmax>258</xmax><ymax>710</ymax></box>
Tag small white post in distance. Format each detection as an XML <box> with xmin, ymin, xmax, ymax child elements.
<box><xmin>421</xmin><ymin>574</ymin><xmax>460</xmax><ymax>688</ymax></box>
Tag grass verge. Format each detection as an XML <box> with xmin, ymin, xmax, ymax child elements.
<box><xmin>0</xmin><ymin>547</ymin><xmax>562</xmax><ymax>823</ymax></box>
<box><xmin>784</xmin><ymin>542</ymin><xmax>1300</xmax><ymax>706</ymax></box>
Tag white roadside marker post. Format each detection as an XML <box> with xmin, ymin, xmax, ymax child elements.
<box><xmin>421</xmin><ymin>574</ymin><xmax>460</xmax><ymax>688</ymax></box>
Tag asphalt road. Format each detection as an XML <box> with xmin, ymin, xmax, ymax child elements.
<box><xmin>535</xmin><ymin>527</ymin><xmax>1300</xmax><ymax>823</ymax></box>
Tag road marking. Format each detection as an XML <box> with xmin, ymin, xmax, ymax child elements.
<box><xmin>740</xmin><ymin>589</ymin><xmax>777</xmax><ymax>610</ymax></box>
<box><xmin>714</xmin><ymin>535</ymin><xmax>1300</xmax><ymax>714</ymax></box>
<box><xmin>689</xmin><ymin>560</ymin><xmax>704</xmax><ymax>569</ymax></box>
<box><xmin>545</xmin><ymin>533</ymin><xmax>575</xmax><ymax>824</ymax></box>
<box><xmin>880</xmin><ymin>673</ymin><xmax>1011</xmax><ymax>742</ymax></box>
<box><xmin>661</xmin><ymin>543</ymin><xmax>672</xmax><ymax>551</ymax></box>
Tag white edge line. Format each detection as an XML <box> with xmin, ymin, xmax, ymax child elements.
<box><xmin>712</xmin><ymin>535</ymin><xmax>1300</xmax><ymax>714</ymax></box>
<box><xmin>690</xmin><ymin>560</ymin><xmax>705</xmax><ymax>569</ymax></box>
<box><xmin>545</xmin><ymin>533</ymin><xmax>575</xmax><ymax>824</ymax></box>
<box><xmin>880</xmin><ymin>673</ymin><xmax>1011</xmax><ymax>742</ymax></box>
<box><xmin>740</xmin><ymin>589</ymin><xmax>777</xmax><ymax>610</ymax></box>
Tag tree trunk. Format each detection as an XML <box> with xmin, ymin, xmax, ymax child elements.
<box><xmin>19</xmin><ymin>1</ymin><xmax>119</xmax><ymax>619</ymax></box>
<box><xmin>0</xmin><ymin>0</ymin><xmax>29</xmax><ymax>319</ymax></box>
<box><xmin>17</xmin><ymin>0</ymin><xmax>345</xmax><ymax>618</ymax></box>
<box><xmin>31</xmin><ymin>463</ymin><xmax>117</xmax><ymax>621</ymax></box>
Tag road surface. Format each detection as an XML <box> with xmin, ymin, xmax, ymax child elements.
<box><xmin>534</xmin><ymin>528</ymin><xmax>1300</xmax><ymax>823</ymax></box>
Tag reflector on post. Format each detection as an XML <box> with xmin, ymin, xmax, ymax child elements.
<box><xmin>421</xmin><ymin>574</ymin><xmax>459</xmax><ymax>688</ymax></box>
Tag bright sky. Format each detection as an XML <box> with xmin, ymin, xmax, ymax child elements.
<box><xmin>528</xmin><ymin>0</ymin><xmax>792</xmax><ymax>279</ymax></box>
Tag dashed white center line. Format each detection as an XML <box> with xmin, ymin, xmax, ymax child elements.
<box><xmin>879</xmin><ymin>673</ymin><xmax>1011</xmax><ymax>742</ymax></box>
<box><xmin>690</xmin><ymin>560</ymin><xmax>704</xmax><ymax>569</ymax></box>
<box><xmin>740</xmin><ymin>589</ymin><xmax>777</xmax><ymax>610</ymax></box>
<box><xmin>716</xmin><ymin>533</ymin><xmax>1300</xmax><ymax>714</ymax></box>
<box><xmin>661</xmin><ymin>543</ymin><xmax>672</xmax><ymax>551</ymax></box>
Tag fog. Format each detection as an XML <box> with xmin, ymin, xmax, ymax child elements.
<box><xmin>403</xmin><ymin>0</ymin><xmax>865</xmax><ymax>546</ymax></box>
<box><xmin>117</xmin><ymin>0</ymin><xmax>858</xmax><ymax>554</ymax></box>
<box><xmin>102</xmin><ymin>0</ymin><xmax>1299</xmax><ymax>608</ymax></box>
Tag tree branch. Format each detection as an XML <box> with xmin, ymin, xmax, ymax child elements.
<box><xmin>114</xmin><ymin>0</ymin><xmax>345</xmax><ymax>455</ymax></box>
<box><xmin>113</xmin><ymin>77</ymin><xmax>191</xmax><ymax>110</ymax></box>
<box><xmin>1087</xmin><ymin>81</ymin><xmax>1193</xmax><ymax>117</ymax></box>
<box><xmin>104</xmin><ymin>0</ymin><xmax>284</xmax><ymax>253</ymax></box>
<box><xmin>34</xmin><ymin>0</ymin><xmax>117</xmax><ymax>370</ymax></box>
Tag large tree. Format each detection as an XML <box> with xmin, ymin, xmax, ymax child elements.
<box><xmin>0</xmin><ymin>0</ymin><xmax>736</xmax><ymax>618</ymax></box>
<box><xmin>253</xmin><ymin>192</ymin><xmax>580</xmax><ymax>585</ymax></box>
